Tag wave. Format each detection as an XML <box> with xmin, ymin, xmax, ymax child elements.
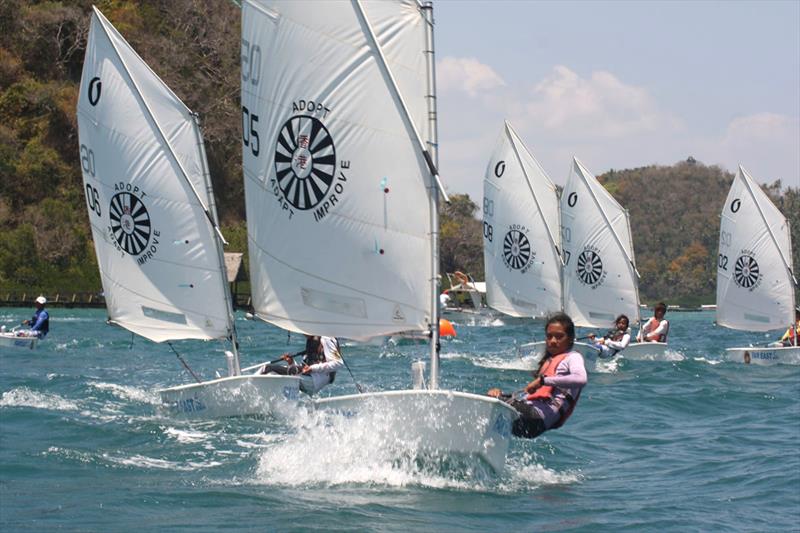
<box><xmin>0</xmin><ymin>387</ymin><xmax>80</xmax><ymax>411</ymax></box>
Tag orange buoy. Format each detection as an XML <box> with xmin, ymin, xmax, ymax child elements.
<box><xmin>439</xmin><ymin>318</ymin><xmax>456</xmax><ymax>338</ymax></box>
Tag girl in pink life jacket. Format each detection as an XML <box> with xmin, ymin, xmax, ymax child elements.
<box><xmin>488</xmin><ymin>313</ymin><xmax>587</xmax><ymax>439</ymax></box>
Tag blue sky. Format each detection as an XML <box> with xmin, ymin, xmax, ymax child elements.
<box><xmin>432</xmin><ymin>0</ymin><xmax>800</xmax><ymax>200</ymax></box>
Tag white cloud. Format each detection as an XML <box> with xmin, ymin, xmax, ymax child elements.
<box><xmin>437</xmin><ymin>56</ymin><xmax>505</xmax><ymax>97</ymax></box>
<box><xmin>708</xmin><ymin>113</ymin><xmax>800</xmax><ymax>186</ymax></box>
<box><xmin>524</xmin><ymin>65</ymin><xmax>682</xmax><ymax>139</ymax></box>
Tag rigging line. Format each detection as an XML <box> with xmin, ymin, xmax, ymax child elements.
<box><xmin>168</xmin><ymin>342</ymin><xmax>203</xmax><ymax>384</ymax></box>
<box><xmin>338</xmin><ymin>346</ymin><xmax>365</xmax><ymax>394</ymax></box>
<box><xmin>739</xmin><ymin>167</ymin><xmax>797</xmax><ymax>286</ymax></box>
<box><xmin>351</xmin><ymin>0</ymin><xmax>449</xmax><ymax>203</ymax></box>
<box><xmin>92</xmin><ymin>7</ymin><xmax>228</xmax><ymax>246</ymax></box>
<box><xmin>505</xmin><ymin>122</ymin><xmax>564</xmax><ymax>266</ymax></box>
<box><xmin>573</xmin><ymin>158</ymin><xmax>640</xmax><ymax>278</ymax></box>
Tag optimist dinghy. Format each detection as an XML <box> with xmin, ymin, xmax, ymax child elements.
<box><xmin>716</xmin><ymin>166</ymin><xmax>798</xmax><ymax>365</ymax></box>
<box><xmin>240</xmin><ymin>0</ymin><xmax>518</xmax><ymax>472</ymax></box>
<box><xmin>77</xmin><ymin>8</ymin><xmax>300</xmax><ymax>418</ymax></box>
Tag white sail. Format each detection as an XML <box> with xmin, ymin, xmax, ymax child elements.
<box><xmin>76</xmin><ymin>7</ymin><xmax>231</xmax><ymax>343</ymax></box>
<box><xmin>483</xmin><ymin>121</ymin><xmax>562</xmax><ymax>318</ymax></box>
<box><xmin>561</xmin><ymin>158</ymin><xmax>640</xmax><ymax>327</ymax></box>
<box><xmin>241</xmin><ymin>0</ymin><xmax>432</xmax><ymax>339</ymax></box>
<box><xmin>716</xmin><ymin>166</ymin><xmax>796</xmax><ymax>332</ymax></box>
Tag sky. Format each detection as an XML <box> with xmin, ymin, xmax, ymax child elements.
<box><xmin>432</xmin><ymin>0</ymin><xmax>800</xmax><ymax>201</ymax></box>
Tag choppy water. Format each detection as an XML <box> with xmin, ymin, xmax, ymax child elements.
<box><xmin>1</xmin><ymin>308</ymin><xmax>798</xmax><ymax>532</ymax></box>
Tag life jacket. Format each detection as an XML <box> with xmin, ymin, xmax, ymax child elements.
<box><xmin>605</xmin><ymin>327</ymin><xmax>629</xmax><ymax>342</ymax></box>
<box><xmin>644</xmin><ymin>318</ymin><xmax>668</xmax><ymax>342</ymax></box>
<box><xmin>31</xmin><ymin>309</ymin><xmax>49</xmax><ymax>337</ymax></box>
<box><xmin>526</xmin><ymin>352</ymin><xmax>581</xmax><ymax>429</ymax></box>
<box><xmin>784</xmin><ymin>321</ymin><xmax>799</xmax><ymax>345</ymax></box>
<box><xmin>304</xmin><ymin>337</ymin><xmax>338</xmax><ymax>383</ymax></box>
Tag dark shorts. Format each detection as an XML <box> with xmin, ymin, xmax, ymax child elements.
<box><xmin>507</xmin><ymin>398</ymin><xmax>546</xmax><ymax>439</ymax></box>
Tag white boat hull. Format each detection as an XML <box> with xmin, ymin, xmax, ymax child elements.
<box><xmin>725</xmin><ymin>345</ymin><xmax>800</xmax><ymax>365</ymax></box>
<box><xmin>158</xmin><ymin>375</ymin><xmax>302</xmax><ymax>418</ymax></box>
<box><xmin>621</xmin><ymin>342</ymin><xmax>669</xmax><ymax>360</ymax></box>
<box><xmin>314</xmin><ymin>390</ymin><xmax>519</xmax><ymax>473</ymax></box>
<box><xmin>0</xmin><ymin>332</ymin><xmax>38</xmax><ymax>350</ymax></box>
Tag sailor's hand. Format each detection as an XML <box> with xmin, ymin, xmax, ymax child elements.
<box><xmin>487</xmin><ymin>388</ymin><xmax>502</xmax><ymax>398</ymax></box>
<box><xmin>525</xmin><ymin>378</ymin><xmax>542</xmax><ymax>393</ymax></box>
<box><xmin>22</xmin><ymin>320</ymin><xmax>29</xmax><ymax>325</ymax></box>
<box><xmin>301</xmin><ymin>364</ymin><xmax>312</xmax><ymax>374</ymax></box>
<box><xmin>281</xmin><ymin>353</ymin><xmax>293</xmax><ymax>363</ymax></box>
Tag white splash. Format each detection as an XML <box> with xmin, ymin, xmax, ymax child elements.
<box><xmin>0</xmin><ymin>387</ymin><xmax>80</xmax><ymax>411</ymax></box>
<box><xmin>88</xmin><ymin>381</ymin><xmax>160</xmax><ymax>405</ymax></box>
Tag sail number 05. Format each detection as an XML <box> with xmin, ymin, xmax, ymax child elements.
<box><xmin>242</xmin><ymin>106</ymin><xmax>260</xmax><ymax>157</ymax></box>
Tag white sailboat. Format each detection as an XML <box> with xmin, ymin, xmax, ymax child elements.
<box><xmin>561</xmin><ymin>158</ymin><xmax>666</xmax><ymax>359</ymax></box>
<box><xmin>241</xmin><ymin>0</ymin><xmax>518</xmax><ymax>472</ymax></box>
<box><xmin>76</xmin><ymin>7</ymin><xmax>300</xmax><ymax>417</ymax></box>
<box><xmin>716</xmin><ymin>166</ymin><xmax>798</xmax><ymax>365</ymax></box>
<box><xmin>483</xmin><ymin>121</ymin><xmax>563</xmax><ymax>319</ymax></box>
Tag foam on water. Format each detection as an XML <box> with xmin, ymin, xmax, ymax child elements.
<box><xmin>88</xmin><ymin>381</ymin><xmax>160</xmax><ymax>405</ymax></box>
<box><xmin>0</xmin><ymin>387</ymin><xmax>80</xmax><ymax>411</ymax></box>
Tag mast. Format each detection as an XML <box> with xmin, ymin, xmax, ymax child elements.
<box><xmin>422</xmin><ymin>0</ymin><xmax>440</xmax><ymax>389</ymax></box>
<box><xmin>191</xmin><ymin>113</ymin><xmax>241</xmax><ymax>374</ymax></box>
<box><xmin>353</xmin><ymin>0</ymin><xmax>446</xmax><ymax>388</ymax></box>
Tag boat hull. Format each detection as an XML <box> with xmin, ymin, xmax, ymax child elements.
<box><xmin>314</xmin><ymin>390</ymin><xmax>519</xmax><ymax>473</ymax></box>
<box><xmin>621</xmin><ymin>342</ymin><xmax>669</xmax><ymax>360</ymax></box>
<box><xmin>158</xmin><ymin>375</ymin><xmax>302</xmax><ymax>418</ymax></box>
<box><xmin>725</xmin><ymin>346</ymin><xmax>800</xmax><ymax>365</ymax></box>
<box><xmin>0</xmin><ymin>332</ymin><xmax>38</xmax><ymax>350</ymax></box>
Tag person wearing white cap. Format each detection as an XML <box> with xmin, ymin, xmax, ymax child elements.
<box><xmin>20</xmin><ymin>296</ymin><xmax>49</xmax><ymax>338</ymax></box>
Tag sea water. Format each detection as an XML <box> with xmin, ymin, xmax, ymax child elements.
<box><xmin>1</xmin><ymin>308</ymin><xmax>798</xmax><ymax>532</ymax></box>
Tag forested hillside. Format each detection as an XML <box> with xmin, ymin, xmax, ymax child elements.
<box><xmin>0</xmin><ymin>2</ymin><xmax>797</xmax><ymax>306</ymax></box>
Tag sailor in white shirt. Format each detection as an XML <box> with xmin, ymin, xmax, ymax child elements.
<box><xmin>637</xmin><ymin>302</ymin><xmax>670</xmax><ymax>343</ymax></box>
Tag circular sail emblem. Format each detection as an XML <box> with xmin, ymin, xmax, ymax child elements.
<box><xmin>576</xmin><ymin>250</ymin><xmax>603</xmax><ymax>285</ymax></box>
<box><xmin>733</xmin><ymin>255</ymin><xmax>760</xmax><ymax>288</ymax></box>
<box><xmin>274</xmin><ymin>115</ymin><xmax>336</xmax><ymax>210</ymax></box>
<box><xmin>502</xmin><ymin>230</ymin><xmax>531</xmax><ymax>270</ymax></box>
<box><xmin>109</xmin><ymin>192</ymin><xmax>151</xmax><ymax>255</ymax></box>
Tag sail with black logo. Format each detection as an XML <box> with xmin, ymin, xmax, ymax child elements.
<box><xmin>559</xmin><ymin>158</ymin><xmax>669</xmax><ymax>360</ymax></box>
<box><xmin>561</xmin><ymin>157</ymin><xmax>641</xmax><ymax>328</ymax></box>
<box><xmin>76</xmin><ymin>7</ymin><xmax>300</xmax><ymax>417</ymax></box>
<box><xmin>241</xmin><ymin>0</ymin><xmax>518</xmax><ymax>472</ymax></box>
<box><xmin>483</xmin><ymin>121</ymin><xmax>563</xmax><ymax>318</ymax></box>
<box><xmin>716</xmin><ymin>166</ymin><xmax>798</xmax><ymax>364</ymax></box>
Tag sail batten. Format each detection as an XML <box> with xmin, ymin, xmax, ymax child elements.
<box><xmin>716</xmin><ymin>166</ymin><xmax>795</xmax><ymax>332</ymax></box>
<box><xmin>77</xmin><ymin>8</ymin><xmax>232</xmax><ymax>343</ymax></box>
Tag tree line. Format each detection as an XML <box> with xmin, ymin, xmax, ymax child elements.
<box><xmin>0</xmin><ymin>2</ymin><xmax>797</xmax><ymax>307</ymax></box>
